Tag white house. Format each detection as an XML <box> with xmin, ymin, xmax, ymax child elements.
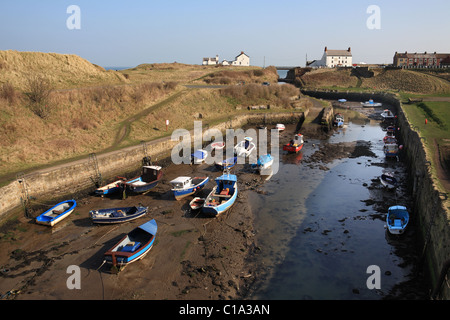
<box><xmin>202</xmin><ymin>55</ymin><xmax>219</xmax><ymax>65</ymax></box>
<box><xmin>307</xmin><ymin>47</ymin><xmax>353</xmax><ymax>68</ymax></box>
<box><xmin>231</xmin><ymin>51</ymin><xmax>250</xmax><ymax>66</ymax></box>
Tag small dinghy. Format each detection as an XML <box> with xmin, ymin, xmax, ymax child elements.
<box><xmin>90</xmin><ymin>204</ymin><xmax>148</xmax><ymax>224</ymax></box>
<box><xmin>103</xmin><ymin>219</ymin><xmax>157</xmax><ymax>270</ymax></box>
<box><xmin>386</xmin><ymin>206</ymin><xmax>409</xmax><ymax>235</ymax></box>
<box><xmin>234</xmin><ymin>137</ymin><xmax>255</xmax><ymax>157</ymax></box>
<box><xmin>189</xmin><ymin>197</ymin><xmax>205</xmax><ymax>211</ymax></box>
<box><xmin>35</xmin><ymin>200</ymin><xmax>77</xmax><ymax>227</ymax></box>
<box><xmin>380</xmin><ymin>172</ymin><xmax>398</xmax><ymax>189</ymax></box>
<box><xmin>251</xmin><ymin>154</ymin><xmax>274</xmax><ymax>172</ymax></box>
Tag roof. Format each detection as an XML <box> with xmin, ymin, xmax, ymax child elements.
<box><xmin>236</xmin><ymin>51</ymin><xmax>249</xmax><ymax>58</ymax></box>
<box><xmin>325</xmin><ymin>50</ymin><xmax>352</xmax><ymax>57</ymax></box>
<box><xmin>143</xmin><ymin>165</ymin><xmax>162</xmax><ymax>170</ymax></box>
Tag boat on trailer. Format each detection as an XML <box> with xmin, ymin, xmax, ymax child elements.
<box><xmin>35</xmin><ymin>199</ymin><xmax>77</xmax><ymax>227</ymax></box>
<box><xmin>170</xmin><ymin>176</ymin><xmax>209</xmax><ymax>200</ymax></box>
<box><xmin>89</xmin><ymin>204</ymin><xmax>148</xmax><ymax>224</ymax></box>
<box><xmin>386</xmin><ymin>206</ymin><xmax>409</xmax><ymax>235</ymax></box>
<box><xmin>103</xmin><ymin>219</ymin><xmax>157</xmax><ymax>271</ymax></box>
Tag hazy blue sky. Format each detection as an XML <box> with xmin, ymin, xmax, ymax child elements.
<box><xmin>1</xmin><ymin>0</ymin><xmax>449</xmax><ymax>68</ymax></box>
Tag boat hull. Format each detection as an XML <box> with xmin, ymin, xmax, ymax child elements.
<box><xmin>104</xmin><ymin>219</ymin><xmax>157</xmax><ymax>267</ymax></box>
<box><xmin>172</xmin><ymin>177</ymin><xmax>209</xmax><ymax>200</ymax></box>
<box><xmin>202</xmin><ymin>185</ymin><xmax>238</xmax><ymax>216</ymax></box>
<box><xmin>124</xmin><ymin>178</ymin><xmax>160</xmax><ymax>194</ymax></box>
<box><xmin>283</xmin><ymin>144</ymin><xmax>303</xmax><ymax>153</ymax></box>
<box><xmin>90</xmin><ymin>206</ymin><xmax>148</xmax><ymax>224</ymax></box>
<box><xmin>386</xmin><ymin>206</ymin><xmax>409</xmax><ymax>235</ymax></box>
<box><xmin>35</xmin><ymin>200</ymin><xmax>77</xmax><ymax>227</ymax></box>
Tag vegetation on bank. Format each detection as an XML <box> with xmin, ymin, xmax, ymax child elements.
<box><xmin>0</xmin><ymin>51</ymin><xmax>299</xmax><ymax>182</ymax></box>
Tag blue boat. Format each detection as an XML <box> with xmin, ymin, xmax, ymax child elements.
<box><xmin>333</xmin><ymin>113</ymin><xmax>344</xmax><ymax>127</ymax></box>
<box><xmin>35</xmin><ymin>199</ymin><xmax>77</xmax><ymax>227</ymax></box>
<box><xmin>251</xmin><ymin>154</ymin><xmax>274</xmax><ymax>172</ymax></box>
<box><xmin>104</xmin><ymin>219</ymin><xmax>157</xmax><ymax>270</ymax></box>
<box><xmin>89</xmin><ymin>204</ymin><xmax>148</xmax><ymax>224</ymax></box>
<box><xmin>215</xmin><ymin>157</ymin><xmax>237</xmax><ymax>171</ymax></box>
<box><xmin>123</xmin><ymin>165</ymin><xmax>163</xmax><ymax>194</ymax></box>
<box><xmin>384</xmin><ymin>143</ymin><xmax>399</xmax><ymax>158</ymax></box>
<box><xmin>202</xmin><ymin>172</ymin><xmax>238</xmax><ymax>216</ymax></box>
<box><xmin>191</xmin><ymin>149</ymin><xmax>208</xmax><ymax>164</ymax></box>
<box><xmin>386</xmin><ymin>205</ymin><xmax>409</xmax><ymax>235</ymax></box>
<box><xmin>170</xmin><ymin>176</ymin><xmax>209</xmax><ymax>200</ymax></box>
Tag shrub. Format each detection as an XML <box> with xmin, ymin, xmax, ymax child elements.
<box><xmin>0</xmin><ymin>82</ymin><xmax>18</xmax><ymax>104</ymax></box>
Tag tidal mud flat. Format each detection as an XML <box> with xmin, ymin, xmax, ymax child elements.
<box><xmin>0</xmin><ymin>101</ymin><xmax>429</xmax><ymax>300</ymax></box>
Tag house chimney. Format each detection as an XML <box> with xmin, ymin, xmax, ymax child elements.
<box><xmin>241</xmin><ymin>51</ymin><xmax>244</xmax><ymax>54</ymax></box>
<box><xmin>348</xmin><ymin>47</ymin><xmax>351</xmax><ymax>52</ymax></box>
<box><xmin>324</xmin><ymin>47</ymin><xmax>327</xmax><ymax>52</ymax></box>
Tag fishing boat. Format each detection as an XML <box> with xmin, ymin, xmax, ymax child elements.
<box><xmin>283</xmin><ymin>134</ymin><xmax>304</xmax><ymax>153</ymax></box>
<box><xmin>191</xmin><ymin>149</ymin><xmax>208</xmax><ymax>164</ymax></box>
<box><xmin>380</xmin><ymin>172</ymin><xmax>399</xmax><ymax>189</ymax></box>
<box><xmin>35</xmin><ymin>199</ymin><xmax>77</xmax><ymax>227</ymax></box>
<box><xmin>103</xmin><ymin>219</ymin><xmax>157</xmax><ymax>270</ymax></box>
<box><xmin>89</xmin><ymin>204</ymin><xmax>148</xmax><ymax>224</ymax></box>
<box><xmin>123</xmin><ymin>165</ymin><xmax>163</xmax><ymax>194</ymax></box>
<box><xmin>275</xmin><ymin>124</ymin><xmax>285</xmax><ymax>131</ymax></box>
<box><xmin>383</xmin><ymin>136</ymin><xmax>397</xmax><ymax>144</ymax></box>
<box><xmin>386</xmin><ymin>206</ymin><xmax>409</xmax><ymax>235</ymax></box>
<box><xmin>333</xmin><ymin>113</ymin><xmax>344</xmax><ymax>127</ymax></box>
<box><xmin>361</xmin><ymin>99</ymin><xmax>382</xmax><ymax>107</ymax></box>
<box><xmin>202</xmin><ymin>172</ymin><xmax>238</xmax><ymax>216</ymax></box>
<box><xmin>94</xmin><ymin>179</ymin><xmax>124</xmax><ymax>196</ymax></box>
<box><xmin>170</xmin><ymin>176</ymin><xmax>209</xmax><ymax>200</ymax></box>
<box><xmin>234</xmin><ymin>137</ymin><xmax>256</xmax><ymax>157</ymax></box>
<box><xmin>381</xmin><ymin>109</ymin><xmax>395</xmax><ymax>120</ymax></box>
<box><xmin>251</xmin><ymin>154</ymin><xmax>274</xmax><ymax>172</ymax></box>
<box><xmin>215</xmin><ymin>156</ymin><xmax>237</xmax><ymax>171</ymax></box>
<box><xmin>384</xmin><ymin>143</ymin><xmax>399</xmax><ymax>158</ymax></box>
<box><xmin>189</xmin><ymin>197</ymin><xmax>205</xmax><ymax>211</ymax></box>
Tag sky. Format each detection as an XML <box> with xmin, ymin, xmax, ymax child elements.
<box><xmin>1</xmin><ymin>0</ymin><xmax>449</xmax><ymax>68</ymax></box>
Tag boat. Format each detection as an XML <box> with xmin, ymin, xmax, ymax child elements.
<box><xmin>383</xmin><ymin>136</ymin><xmax>397</xmax><ymax>144</ymax></box>
<box><xmin>234</xmin><ymin>137</ymin><xmax>256</xmax><ymax>157</ymax></box>
<box><xmin>170</xmin><ymin>176</ymin><xmax>209</xmax><ymax>200</ymax></box>
<box><xmin>361</xmin><ymin>99</ymin><xmax>382</xmax><ymax>107</ymax></box>
<box><xmin>384</xmin><ymin>143</ymin><xmax>399</xmax><ymax>158</ymax></box>
<box><xmin>251</xmin><ymin>154</ymin><xmax>274</xmax><ymax>172</ymax></box>
<box><xmin>275</xmin><ymin>124</ymin><xmax>285</xmax><ymax>131</ymax></box>
<box><xmin>202</xmin><ymin>172</ymin><xmax>238</xmax><ymax>216</ymax></box>
<box><xmin>35</xmin><ymin>199</ymin><xmax>77</xmax><ymax>227</ymax></box>
<box><xmin>211</xmin><ymin>141</ymin><xmax>225</xmax><ymax>150</ymax></box>
<box><xmin>94</xmin><ymin>179</ymin><xmax>124</xmax><ymax>196</ymax></box>
<box><xmin>123</xmin><ymin>165</ymin><xmax>163</xmax><ymax>194</ymax></box>
<box><xmin>333</xmin><ymin>113</ymin><xmax>344</xmax><ymax>127</ymax></box>
<box><xmin>189</xmin><ymin>197</ymin><xmax>205</xmax><ymax>210</ymax></box>
<box><xmin>191</xmin><ymin>149</ymin><xmax>208</xmax><ymax>164</ymax></box>
<box><xmin>103</xmin><ymin>219</ymin><xmax>157</xmax><ymax>270</ymax></box>
<box><xmin>386</xmin><ymin>205</ymin><xmax>409</xmax><ymax>235</ymax></box>
<box><xmin>338</xmin><ymin>99</ymin><xmax>347</xmax><ymax>103</ymax></box>
<box><xmin>381</xmin><ymin>109</ymin><xmax>395</xmax><ymax>120</ymax></box>
<box><xmin>283</xmin><ymin>134</ymin><xmax>304</xmax><ymax>153</ymax></box>
<box><xmin>89</xmin><ymin>204</ymin><xmax>148</xmax><ymax>224</ymax></box>
<box><xmin>215</xmin><ymin>156</ymin><xmax>237</xmax><ymax>171</ymax></box>
<box><xmin>380</xmin><ymin>172</ymin><xmax>399</xmax><ymax>189</ymax></box>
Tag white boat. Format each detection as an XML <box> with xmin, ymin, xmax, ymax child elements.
<box><xmin>251</xmin><ymin>154</ymin><xmax>274</xmax><ymax>172</ymax></box>
<box><xmin>170</xmin><ymin>176</ymin><xmax>209</xmax><ymax>200</ymax></box>
<box><xmin>361</xmin><ymin>99</ymin><xmax>382</xmax><ymax>107</ymax></box>
<box><xmin>381</xmin><ymin>109</ymin><xmax>395</xmax><ymax>120</ymax></box>
<box><xmin>275</xmin><ymin>124</ymin><xmax>285</xmax><ymax>131</ymax></box>
<box><xmin>191</xmin><ymin>149</ymin><xmax>208</xmax><ymax>164</ymax></box>
<box><xmin>35</xmin><ymin>200</ymin><xmax>77</xmax><ymax>227</ymax></box>
<box><xmin>234</xmin><ymin>137</ymin><xmax>256</xmax><ymax>157</ymax></box>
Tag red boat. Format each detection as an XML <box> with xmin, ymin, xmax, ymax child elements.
<box><xmin>283</xmin><ymin>134</ymin><xmax>304</xmax><ymax>153</ymax></box>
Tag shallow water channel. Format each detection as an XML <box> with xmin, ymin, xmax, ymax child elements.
<box><xmin>248</xmin><ymin>107</ymin><xmax>428</xmax><ymax>300</ymax></box>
